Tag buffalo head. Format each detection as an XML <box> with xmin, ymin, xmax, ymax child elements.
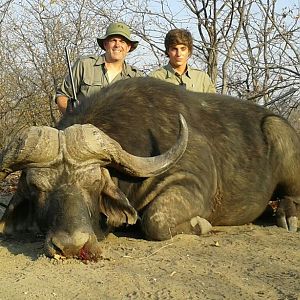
<box><xmin>0</xmin><ymin>115</ymin><xmax>188</xmax><ymax>259</ymax></box>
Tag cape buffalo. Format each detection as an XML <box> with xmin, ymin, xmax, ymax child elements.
<box><xmin>0</xmin><ymin>77</ymin><xmax>299</xmax><ymax>259</ymax></box>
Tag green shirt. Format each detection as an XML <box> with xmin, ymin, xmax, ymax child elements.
<box><xmin>56</xmin><ymin>54</ymin><xmax>143</xmax><ymax>102</ymax></box>
<box><xmin>149</xmin><ymin>63</ymin><xmax>216</xmax><ymax>93</ymax></box>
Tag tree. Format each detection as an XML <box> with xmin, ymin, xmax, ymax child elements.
<box><xmin>0</xmin><ymin>0</ymin><xmax>105</xmax><ymax>145</ymax></box>
<box><xmin>0</xmin><ymin>0</ymin><xmax>299</xmax><ymax>147</ymax></box>
<box><xmin>115</xmin><ymin>0</ymin><xmax>299</xmax><ymax>117</ymax></box>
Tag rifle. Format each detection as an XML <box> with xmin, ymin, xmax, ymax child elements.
<box><xmin>65</xmin><ymin>46</ymin><xmax>79</xmax><ymax>113</ymax></box>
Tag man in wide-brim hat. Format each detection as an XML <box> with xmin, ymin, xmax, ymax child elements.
<box><xmin>56</xmin><ymin>22</ymin><xmax>143</xmax><ymax>114</ymax></box>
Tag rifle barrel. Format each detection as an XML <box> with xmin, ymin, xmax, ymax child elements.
<box><xmin>64</xmin><ymin>47</ymin><xmax>78</xmax><ymax>102</ymax></box>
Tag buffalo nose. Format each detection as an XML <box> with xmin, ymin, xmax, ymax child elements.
<box><xmin>50</xmin><ymin>231</ymin><xmax>90</xmax><ymax>256</ymax></box>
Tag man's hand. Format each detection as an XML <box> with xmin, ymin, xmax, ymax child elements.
<box><xmin>56</xmin><ymin>95</ymin><xmax>68</xmax><ymax>114</ymax></box>
<box><xmin>66</xmin><ymin>98</ymin><xmax>80</xmax><ymax>113</ymax></box>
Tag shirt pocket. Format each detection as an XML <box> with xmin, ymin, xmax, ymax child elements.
<box><xmin>81</xmin><ymin>76</ymin><xmax>103</xmax><ymax>97</ymax></box>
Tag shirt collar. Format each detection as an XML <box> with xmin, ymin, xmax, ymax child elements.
<box><xmin>121</xmin><ymin>61</ymin><xmax>135</xmax><ymax>77</ymax></box>
<box><xmin>96</xmin><ymin>54</ymin><xmax>135</xmax><ymax>77</ymax></box>
<box><xmin>165</xmin><ymin>62</ymin><xmax>191</xmax><ymax>79</ymax></box>
<box><xmin>95</xmin><ymin>54</ymin><xmax>106</xmax><ymax>66</ymax></box>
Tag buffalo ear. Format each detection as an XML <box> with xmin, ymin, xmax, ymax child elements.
<box><xmin>0</xmin><ymin>172</ymin><xmax>38</xmax><ymax>234</ymax></box>
<box><xmin>99</xmin><ymin>168</ymin><xmax>138</xmax><ymax>227</ymax></box>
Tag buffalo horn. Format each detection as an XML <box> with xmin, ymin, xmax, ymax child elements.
<box><xmin>0</xmin><ymin>126</ymin><xmax>60</xmax><ymax>179</ymax></box>
<box><xmin>64</xmin><ymin>114</ymin><xmax>188</xmax><ymax>177</ymax></box>
<box><xmin>112</xmin><ymin>114</ymin><xmax>188</xmax><ymax>177</ymax></box>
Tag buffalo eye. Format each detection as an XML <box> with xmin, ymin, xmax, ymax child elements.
<box><xmin>26</xmin><ymin>168</ymin><xmax>57</xmax><ymax>192</ymax></box>
<box><xmin>75</xmin><ymin>165</ymin><xmax>103</xmax><ymax>189</ymax></box>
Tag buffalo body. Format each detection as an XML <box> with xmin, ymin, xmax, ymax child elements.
<box><xmin>1</xmin><ymin>77</ymin><xmax>299</xmax><ymax>258</ymax></box>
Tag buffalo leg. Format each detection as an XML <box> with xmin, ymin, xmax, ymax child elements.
<box><xmin>140</xmin><ymin>185</ymin><xmax>212</xmax><ymax>240</ymax></box>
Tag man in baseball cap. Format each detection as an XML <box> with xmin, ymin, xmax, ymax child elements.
<box><xmin>56</xmin><ymin>22</ymin><xmax>142</xmax><ymax>114</ymax></box>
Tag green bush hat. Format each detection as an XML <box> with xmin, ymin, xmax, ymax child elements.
<box><xmin>97</xmin><ymin>22</ymin><xmax>139</xmax><ymax>52</ymax></box>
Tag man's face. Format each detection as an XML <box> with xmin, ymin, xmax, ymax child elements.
<box><xmin>167</xmin><ymin>44</ymin><xmax>190</xmax><ymax>70</ymax></box>
<box><xmin>103</xmin><ymin>35</ymin><xmax>132</xmax><ymax>63</ymax></box>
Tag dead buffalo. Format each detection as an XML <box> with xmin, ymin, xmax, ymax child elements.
<box><xmin>0</xmin><ymin>77</ymin><xmax>299</xmax><ymax>259</ymax></box>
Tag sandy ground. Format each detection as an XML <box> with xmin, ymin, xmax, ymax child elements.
<box><xmin>0</xmin><ymin>192</ymin><xmax>299</xmax><ymax>299</ymax></box>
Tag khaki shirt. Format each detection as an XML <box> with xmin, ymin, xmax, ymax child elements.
<box><xmin>56</xmin><ymin>54</ymin><xmax>143</xmax><ymax>102</ymax></box>
<box><xmin>149</xmin><ymin>63</ymin><xmax>216</xmax><ymax>93</ymax></box>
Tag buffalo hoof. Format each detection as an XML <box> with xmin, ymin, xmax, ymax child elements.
<box><xmin>277</xmin><ymin>215</ymin><xmax>298</xmax><ymax>232</ymax></box>
<box><xmin>190</xmin><ymin>216</ymin><xmax>212</xmax><ymax>235</ymax></box>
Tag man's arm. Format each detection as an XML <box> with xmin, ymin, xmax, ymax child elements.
<box><xmin>206</xmin><ymin>76</ymin><xmax>217</xmax><ymax>93</ymax></box>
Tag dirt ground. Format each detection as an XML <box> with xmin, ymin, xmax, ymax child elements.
<box><xmin>0</xmin><ymin>183</ymin><xmax>299</xmax><ymax>300</ymax></box>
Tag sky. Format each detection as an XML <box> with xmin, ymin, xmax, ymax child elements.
<box><xmin>167</xmin><ymin>0</ymin><xmax>300</xmax><ymax>13</ymax></box>
<box><xmin>276</xmin><ymin>0</ymin><xmax>299</xmax><ymax>8</ymax></box>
